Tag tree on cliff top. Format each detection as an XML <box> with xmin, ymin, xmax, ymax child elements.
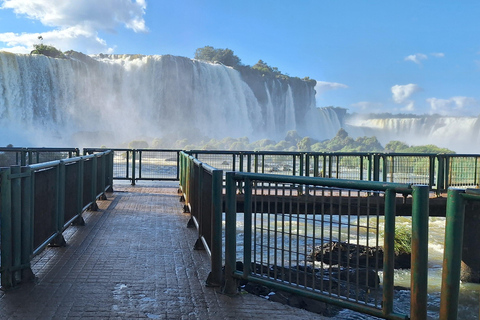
<box><xmin>31</xmin><ymin>36</ymin><xmax>66</xmax><ymax>59</ymax></box>
<box><xmin>194</xmin><ymin>46</ymin><xmax>241</xmax><ymax>67</ymax></box>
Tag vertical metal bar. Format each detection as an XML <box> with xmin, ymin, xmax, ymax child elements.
<box><xmin>239</xmin><ymin>153</ymin><xmax>244</xmax><ymax>172</ymax></box>
<box><xmin>382</xmin><ymin>189</ymin><xmax>396</xmax><ymax>316</ymax></box>
<box><xmin>439</xmin><ymin>188</ymin><xmax>465</xmax><ymax>320</ymax></box>
<box><xmin>20</xmin><ymin>166</ymin><xmax>34</xmax><ymax>282</ymax></box>
<box><xmin>243</xmin><ymin>178</ymin><xmax>252</xmax><ymax>279</ymax></box>
<box><xmin>389</xmin><ymin>156</ymin><xmax>394</xmax><ymax>182</ymax></box>
<box><xmin>360</xmin><ymin>155</ymin><xmax>364</xmax><ymax>180</ymax></box>
<box><xmin>1</xmin><ymin>168</ymin><xmax>13</xmax><ymax>288</ymax></box>
<box><xmin>206</xmin><ymin>169</ymin><xmax>223</xmax><ymax>287</ymax></box>
<box><xmin>57</xmin><ymin>161</ymin><xmax>66</xmax><ymax>231</ymax></box>
<box><xmin>78</xmin><ymin>157</ymin><xmax>84</xmax><ymax>213</ymax></box>
<box><xmin>305</xmin><ymin>153</ymin><xmax>310</xmax><ymax>177</ymax></box>
<box><xmin>126</xmin><ymin>150</ymin><xmax>130</xmax><ymax>180</ymax></box>
<box><xmin>131</xmin><ymin>150</ymin><xmax>136</xmax><ymax>185</ymax></box>
<box><xmin>410</xmin><ymin>185</ymin><xmax>429</xmax><ymax>320</ymax></box>
<box><xmin>91</xmin><ymin>156</ymin><xmax>98</xmax><ymax>210</ymax></box>
<box><xmin>11</xmin><ymin>166</ymin><xmax>22</xmax><ymax>284</ymax></box>
<box><xmin>138</xmin><ymin>150</ymin><xmax>142</xmax><ymax>179</ymax></box>
<box><xmin>222</xmin><ymin>172</ymin><xmax>238</xmax><ymax>294</ymax></box>
<box><xmin>176</xmin><ymin>151</ymin><xmax>180</xmax><ymax>181</ymax></box>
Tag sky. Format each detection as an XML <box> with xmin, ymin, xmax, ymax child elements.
<box><xmin>1</xmin><ymin>0</ymin><xmax>480</xmax><ymax>117</ymax></box>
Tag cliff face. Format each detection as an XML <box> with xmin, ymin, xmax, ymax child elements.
<box><xmin>236</xmin><ymin>65</ymin><xmax>316</xmax><ymax>134</ymax></box>
<box><xmin>0</xmin><ymin>52</ymin><xmax>326</xmax><ymax>147</ymax></box>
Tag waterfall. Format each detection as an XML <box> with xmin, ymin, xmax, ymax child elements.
<box><xmin>0</xmin><ymin>52</ymin><xmax>332</xmax><ymax>147</ymax></box>
<box><xmin>346</xmin><ymin>116</ymin><xmax>480</xmax><ymax>153</ymax></box>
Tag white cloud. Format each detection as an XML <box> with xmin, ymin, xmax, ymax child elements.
<box><xmin>431</xmin><ymin>52</ymin><xmax>445</xmax><ymax>58</ymax></box>
<box><xmin>0</xmin><ymin>0</ymin><xmax>147</xmax><ymax>53</ymax></box>
<box><xmin>404</xmin><ymin>52</ymin><xmax>445</xmax><ymax>65</ymax></box>
<box><xmin>427</xmin><ymin>96</ymin><xmax>479</xmax><ymax>115</ymax></box>
<box><xmin>404</xmin><ymin>53</ymin><xmax>428</xmax><ymax>64</ymax></box>
<box><xmin>315</xmin><ymin>81</ymin><xmax>348</xmax><ymax>95</ymax></box>
<box><xmin>391</xmin><ymin>84</ymin><xmax>422</xmax><ymax>104</ymax></box>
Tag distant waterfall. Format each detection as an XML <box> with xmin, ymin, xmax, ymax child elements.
<box><xmin>346</xmin><ymin>116</ymin><xmax>480</xmax><ymax>153</ymax></box>
<box><xmin>0</xmin><ymin>52</ymin><xmax>335</xmax><ymax>147</ymax></box>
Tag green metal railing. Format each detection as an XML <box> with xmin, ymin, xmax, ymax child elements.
<box><xmin>439</xmin><ymin>188</ymin><xmax>480</xmax><ymax>320</ymax></box>
<box><xmin>0</xmin><ymin>147</ymin><xmax>80</xmax><ymax>166</ymax></box>
<box><xmin>185</xmin><ymin>151</ymin><xmax>480</xmax><ymax>195</ymax></box>
<box><xmin>84</xmin><ymin>148</ymin><xmax>181</xmax><ymax>184</ymax></box>
<box><xmin>178</xmin><ymin>151</ymin><xmax>223</xmax><ymax>287</ymax></box>
<box><xmin>222</xmin><ymin>172</ymin><xmax>429</xmax><ymax>320</ymax></box>
<box><xmin>0</xmin><ymin>150</ymin><xmax>113</xmax><ymax>289</ymax></box>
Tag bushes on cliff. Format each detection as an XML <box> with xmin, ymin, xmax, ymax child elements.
<box><xmin>194</xmin><ymin>46</ymin><xmax>241</xmax><ymax>67</ymax></box>
<box><xmin>31</xmin><ymin>43</ymin><xmax>66</xmax><ymax>59</ymax></box>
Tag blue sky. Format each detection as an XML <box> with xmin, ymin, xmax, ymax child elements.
<box><xmin>1</xmin><ymin>0</ymin><xmax>479</xmax><ymax>116</ymax></box>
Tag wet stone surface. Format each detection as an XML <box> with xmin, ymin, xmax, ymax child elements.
<box><xmin>0</xmin><ymin>182</ymin><xmax>330</xmax><ymax>319</ymax></box>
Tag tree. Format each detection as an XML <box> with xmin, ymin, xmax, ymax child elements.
<box><xmin>194</xmin><ymin>46</ymin><xmax>241</xmax><ymax>67</ymax></box>
<box><xmin>31</xmin><ymin>43</ymin><xmax>66</xmax><ymax>59</ymax></box>
<box><xmin>385</xmin><ymin>141</ymin><xmax>409</xmax><ymax>153</ymax></box>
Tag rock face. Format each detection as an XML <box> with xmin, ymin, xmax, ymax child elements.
<box><xmin>309</xmin><ymin>241</ymin><xmax>411</xmax><ymax>269</ymax></box>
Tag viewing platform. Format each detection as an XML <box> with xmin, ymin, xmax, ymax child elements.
<box><xmin>0</xmin><ymin>181</ymin><xmax>330</xmax><ymax>319</ymax></box>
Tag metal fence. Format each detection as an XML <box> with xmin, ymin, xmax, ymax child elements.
<box><xmin>179</xmin><ymin>152</ymin><xmax>430</xmax><ymax>319</ymax></box>
<box><xmin>222</xmin><ymin>172</ymin><xmax>429</xmax><ymax>320</ymax></box>
<box><xmin>84</xmin><ymin>148</ymin><xmax>181</xmax><ymax>184</ymax></box>
<box><xmin>440</xmin><ymin>188</ymin><xmax>480</xmax><ymax>320</ymax></box>
<box><xmin>0</xmin><ymin>147</ymin><xmax>80</xmax><ymax>166</ymax></box>
<box><xmin>178</xmin><ymin>151</ymin><xmax>223</xmax><ymax>287</ymax></box>
<box><xmin>0</xmin><ymin>150</ymin><xmax>113</xmax><ymax>289</ymax></box>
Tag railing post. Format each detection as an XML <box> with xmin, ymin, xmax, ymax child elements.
<box><xmin>20</xmin><ymin>166</ymin><xmax>34</xmax><ymax>282</ymax></box>
<box><xmin>90</xmin><ymin>156</ymin><xmax>98</xmax><ymax>211</ymax></box>
<box><xmin>382</xmin><ymin>189</ymin><xmax>396</xmax><ymax>316</ymax></box>
<box><xmin>131</xmin><ymin>150</ymin><xmax>136</xmax><ymax>185</ymax></box>
<box><xmin>410</xmin><ymin>185</ymin><xmax>429</xmax><ymax>320</ymax></box>
<box><xmin>138</xmin><ymin>150</ymin><xmax>142</xmax><ymax>180</ymax></box>
<box><xmin>222</xmin><ymin>172</ymin><xmax>238</xmax><ymax>295</ymax></box>
<box><xmin>373</xmin><ymin>154</ymin><xmax>380</xmax><ymax>181</ymax></box>
<box><xmin>440</xmin><ymin>188</ymin><xmax>465</xmax><ymax>320</ymax></box>
<box><xmin>11</xmin><ymin>166</ymin><xmax>22</xmax><ymax>283</ymax></box>
<box><xmin>206</xmin><ymin>169</ymin><xmax>223</xmax><ymax>287</ymax></box>
<box><xmin>107</xmin><ymin>151</ymin><xmax>114</xmax><ymax>192</ymax></box>
<box><xmin>1</xmin><ymin>168</ymin><xmax>14</xmax><ymax>288</ymax></box>
<box><xmin>50</xmin><ymin>162</ymin><xmax>66</xmax><ymax>246</ymax></box>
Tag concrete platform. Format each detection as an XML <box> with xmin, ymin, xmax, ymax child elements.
<box><xmin>0</xmin><ymin>182</ymin><xmax>330</xmax><ymax>319</ymax></box>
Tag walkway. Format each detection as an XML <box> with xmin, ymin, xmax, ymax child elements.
<box><xmin>0</xmin><ymin>182</ymin><xmax>330</xmax><ymax>319</ymax></box>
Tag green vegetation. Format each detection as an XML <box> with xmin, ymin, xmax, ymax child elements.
<box><xmin>140</xmin><ymin>129</ymin><xmax>454</xmax><ymax>154</ymax></box>
<box><xmin>194</xmin><ymin>46</ymin><xmax>241</xmax><ymax>68</ymax></box>
<box><xmin>393</xmin><ymin>225</ymin><xmax>412</xmax><ymax>255</ymax></box>
<box><xmin>385</xmin><ymin>140</ymin><xmax>454</xmax><ymax>154</ymax></box>
<box><xmin>194</xmin><ymin>46</ymin><xmax>315</xmax><ymax>84</ymax></box>
<box><xmin>128</xmin><ymin>140</ymin><xmax>149</xmax><ymax>149</ymax></box>
<box><xmin>379</xmin><ymin>225</ymin><xmax>412</xmax><ymax>255</ymax></box>
<box><xmin>31</xmin><ymin>43</ymin><xmax>66</xmax><ymax>59</ymax></box>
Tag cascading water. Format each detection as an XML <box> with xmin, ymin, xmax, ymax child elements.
<box><xmin>2</xmin><ymin>51</ymin><xmax>480</xmax><ymax>152</ymax></box>
<box><xmin>346</xmin><ymin>116</ymin><xmax>480</xmax><ymax>153</ymax></box>
<box><xmin>0</xmin><ymin>52</ymin><xmax>332</xmax><ymax>147</ymax></box>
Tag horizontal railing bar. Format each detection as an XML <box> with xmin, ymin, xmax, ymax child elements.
<box><xmin>230</xmin><ymin>172</ymin><xmax>413</xmax><ymax>193</ymax></box>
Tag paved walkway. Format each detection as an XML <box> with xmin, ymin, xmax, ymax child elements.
<box><xmin>0</xmin><ymin>182</ymin><xmax>330</xmax><ymax>320</ymax></box>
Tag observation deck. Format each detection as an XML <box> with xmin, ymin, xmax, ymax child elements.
<box><xmin>0</xmin><ymin>181</ymin><xmax>329</xmax><ymax>319</ymax></box>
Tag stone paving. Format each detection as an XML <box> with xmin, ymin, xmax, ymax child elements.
<box><xmin>0</xmin><ymin>182</ymin><xmax>330</xmax><ymax>319</ymax></box>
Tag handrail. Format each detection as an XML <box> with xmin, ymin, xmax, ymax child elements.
<box><xmin>0</xmin><ymin>150</ymin><xmax>113</xmax><ymax>289</ymax></box>
<box><xmin>222</xmin><ymin>171</ymin><xmax>429</xmax><ymax>320</ymax></box>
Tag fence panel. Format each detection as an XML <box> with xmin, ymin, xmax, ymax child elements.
<box><xmin>224</xmin><ymin>172</ymin><xmax>429</xmax><ymax>320</ymax></box>
<box><xmin>446</xmin><ymin>155</ymin><xmax>480</xmax><ymax>189</ymax></box>
<box><xmin>33</xmin><ymin>166</ymin><xmax>58</xmax><ymax>249</ymax></box>
<box><xmin>0</xmin><ymin>151</ymin><xmax>113</xmax><ymax>289</ymax></box>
